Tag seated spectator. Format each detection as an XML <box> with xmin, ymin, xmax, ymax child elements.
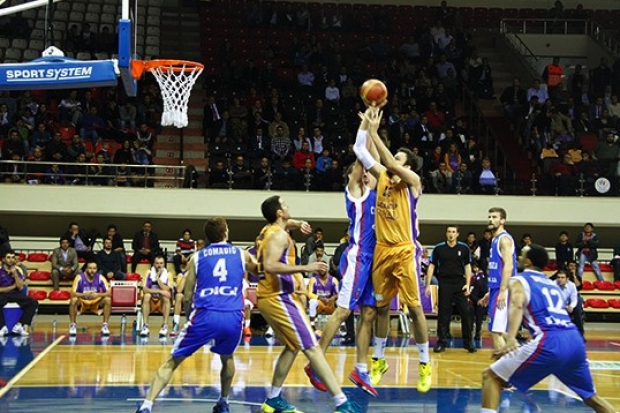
<box><xmin>477</xmin><ymin>157</ymin><xmax>498</xmax><ymax>194</ymax></box>
<box><xmin>444</xmin><ymin>142</ymin><xmax>461</xmax><ymax>172</ymax></box>
<box><xmin>88</xmin><ymin>152</ymin><xmax>112</xmax><ymax>186</ymax></box>
<box><xmin>113</xmin><ymin>140</ymin><xmax>135</xmax><ymax>164</ymax></box>
<box><xmin>67</xmin><ymin>135</ymin><xmax>91</xmax><ymax>162</ymax></box>
<box><xmin>96</xmin><ymin>25</ymin><xmax>115</xmax><ymax>54</ymax></box>
<box><xmin>0</xmin><ymin>250</ymin><xmax>38</xmax><ymax>337</ymax></box>
<box><xmin>2</xmin><ymin>130</ymin><xmax>24</xmax><ymax>160</ymax></box>
<box><xmin>594</xmin><ymin>133</ymin><xmax>620</xmax><ymax>176</ymax></box>
<box><xmin>272</xmin><ymin>157</ymin><xmax>299</xmax><ymax>190</ymax></box>
<box><xmin>231</xmin><ymin>155</ymin><xmax>253</xmax><ymax>189</ymax></box>
<box><xmin>30</xmin><ymin>123</ymin><xmax>52</xmax><ymax>150</ymax></box>
<box><xmin>132</xmin><ymin>139</ymin><xmax>152</xmax><ymax>166</ymax></box>
<box><xmin>550</xmin><ymin>108</ymin><xmax>574</xmax><ymax>145</ymax></box>
<box><xmin>268</xmin><ymin>112</ymin><xmax>289</xmax><ymax>139</ymax></box>
<box><xmin>307</xmin><ymin>262</ymin><xmax>339</xmax><ymax>330</ymax></box>
<box><xmin>79</xmin><ymin>107</ymin><xmax>105</xmax><ymax>145</ymax></box>
<box><xmin>68</xmin><ymin>260</ymin><xmax>111</xmax><ymax>336</ymax></box>
<box><xmin>453</xmin><ymin>162</ymin><xmax>474</xmax><ymax>194</ymax></box>
<box><xmin>300</xmin><ymin>158</ymin><xmax>317</xmax><ymax>191</ymax></box>
<box><xmin>102</xmin><ymin>99</ymin><xmax>121</xmax><ymax>130</ymax></box>
<box><xmin>576</xmin><ymin>151</ymin><xmax>600</xmax><ymax>195</ymax></box>
<box><xmin>44</xmin><ymin>163</ymin><xmax>66</xmax><ymax>185</ymax></box>
<box><xmin>552</xmin><ymin>153</ymin><xmax>578</xmax><ymax>196</ymax></box>
<box><xmin>131</xmin><ymin>220</ymin><xmax>161</xmax><ymax>273</ymax></box>
<box><xmin>297</xmin><ymin>64</ymin><xmax>315</xmax><ymax>88</ymax></box>
<box><xmin>64</xmin><ymin>222</ymin><xmax>95</xmax><ymax>264</ymax></box>
<box><xmin>270</xmin><ymin>126</ymin><xmax>293</xmax><ymax>163</ymax></box>
<box><xmin>172</xmin><ymin>229</ymin><xmax>195</xmax><ymax>275</ymax></box>
<box><xmin>318</xmin><ymin>158</ymin><xmax>344</xmax><ymax>192</ymax></box>
<box><xmin>527</xmin><ymin>79</ymin><xmax>549</xmax><ymax>104</ymax></box>
<box><xmin>424</xmin><ymin>101</ymin><xmax>446</xmax><ymax>133</ymax></box>
<box><xmin>208</xmin><ymin>159</ymin><xmax>229</xmax><ymax>189</ymax></box>
<box><xmin>430</xmin><ymin>161</ymin><xmax>453</xmax><ymax>193</ymax></box>
<box><xmin>115</xmin><ymin>163</ymin><xmax>132</xmax><ymax>187</ymax></box>
<box><xmin>293</xmin><ymin>141</ymin><xmax>316</xmax><ymax>170</ymax></box>
<box><xmin>51</xmin><ymin>238</ymin><xmax>78</xmax><ymax>294</ymax></box>
<box><xmin>2</xmin><ymin>153</ymin><xmax>25</xmax><ymax>184</ymax></box>
<box><xmin>0</xmin><ymin>103</ymin><xmax>11</xmax><ymax>138</ymax></box>
<box><xmin>325</xmin><ymin>78</ymin><xmax>340</xmax><ymax>104</ymax></box>
<box><xmin>96</xmin><ymin>237</ymin><xmax>126</xmax><ymax>281</ymax></box>
<box><xmin>119</xmin><ymin>101</ymin><xmax>137</xmax><ymax>130</ymax></box>
<box><xmin>45</xmin><ymin>132</ymin><xmax>69</xmax><ymax>162</ymax></box>
<box><xmin>139</xmin><ymin>256</ymin><xmax>171</xmax><ymax>337</ymax></box>
<box><xmin>25</xmin><ymin>146</ymin><xmax>47</xmax><ymax>183</ymax></box>
<box><xmin>59</xmin><ymin>90</ymin><xmax>82</xmax><ymax>126</ymax></box>
<box><xmin>104</xmin><ymin>224</ymin><xmax>127</xmax><ymax>273</ymax></box>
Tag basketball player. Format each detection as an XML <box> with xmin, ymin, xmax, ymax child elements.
<box><xmin>304</xmin><ymin>159</ymin><xmax>380</xmax><ymax>398</ymax></box>
<box><xmin>136</xmin><ymin>217</ymin><xmax>257</xmax><ymax>413</ymax></box>
<box><xmin>256</xmin><ymin>195</ymin><xmax>360</xmax><ymax>413</ymax></box>
<box><xmin>307</xmin><ymin>262</ymin><xmax>339</xmax><ymax>329</ymax></box>
<box><xmin>139</xmin><ymin>256</ymin><xmax>172</xmax><ymax>337</ymax></box>
<box><xmin>354</xmin><ymin>105</ymin><xmax>432</xmax><ymax>392</ymax></box>
<box><xmin>482</xmin><ymin>244</ymin><xmax>617</xmax><ymax>413</ymax></box>
<box><xmin>69</xmin><ymin>260</ymin><xmax>111</xmax><ymax>336</ymax></box>
<box><xmin>479</xmin><ymin>207</ymin><xmax>517</xmax><ymax>351</ymax></box>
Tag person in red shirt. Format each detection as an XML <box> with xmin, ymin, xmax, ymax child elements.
<box><xmin>552</xmin><ymin>154</ymin><xmax>577</xmax><ymax>196</ymax></box>
<box><xmin>293</xmin><ymin>141</ymin><xmax>316</xmax><ymax>170</ymax></box>
<box><xmin>424</xmin><ymin>101</ymin><xmax>446</xmax><ymax>133</ymax></box>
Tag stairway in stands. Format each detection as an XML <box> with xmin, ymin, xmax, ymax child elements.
<box><xmin>151</xmin><ymin>4</ymin><xmax>206</xmax><ymax>186</ymax></box>
<box><xmin>472</xmin><ymin>31</ymin><xmax>535</xmax><ymax>184</ymax></box>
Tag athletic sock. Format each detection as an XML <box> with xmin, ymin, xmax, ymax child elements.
<box><xmin>373</xmin><ymin>337</ymin><xmax>387</xmax><ymax>359</ymax></box>
<box><xmin>140</xmin><ymin>400</ymin><xmax>153</xmax><ymax>411</ymax></box>
<box><xmin>355</xmin><ymin>363</ymin><xmax>368</xmax><ymax>373</ymax></box>
<box><xmin>218</xmin><ymin>396</ymin><xmax>228</xmax><ymax>404</ymax></box>
<box><xmin>417</xmin><ymin>342</ymin><xmax>430</xmax><ymax>363</ymax></box>
<box><xmin>268</xmin><ymin>386</ymin><xmax>281</xmax><ymax>399</ymax></box>
<box><xmin>173</xmin><ymin>315</ymin><xmax>180</xmax><ymax>325</ymax></box>
<box><xmin>244</xmin><ymin>319</ymin><xmax>251</xmax><ymax>328</ymax></box>
<box><xmin>333</xmin><ymin>393</ymin><xmax>347</xmax><ymax>406</ymax></box>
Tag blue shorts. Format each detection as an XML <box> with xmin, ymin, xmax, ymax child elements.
<box><xmin>492</xmin><ymin>329</ymin><xmax>595</xmax><ymax>398</ymax></box>
<box><xmin>337</xmin><ymin>248</ymin><xmax>376</xmax><ymax>310</ymax></box>
<box><xmin>171</xmin><ymin>308</ymin><xmax>243</xmax><ymax>358</ymax></box>
<box><xmin>488</xmin><ymin>287</ymin><xmax>509</xmax><ymax>333</ymax></box>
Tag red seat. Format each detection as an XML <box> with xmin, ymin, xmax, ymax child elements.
<box><xmin>607</xmin><ymin>299</ymin><xmax>620</xmax><ymax>309</ymax></box>
<box><xmin>139</xmin><ymin>258</ymin><xmax>150</xmax><ymax>264</ymax></box>
<box><xmin>27</xmin><ymin>253</ymin><xmax>48</xmax><ymax>262</ymax></box>
<box><xmin>544</xmin><ymin>260</ymin><xmax>558</xmax><ymax>271</ymax></box>
<box><xmin>614</xmin><ymin>281</ymin><xmax>620</xmax><ymax>290</ymax></box>
<box><xmin>599</xmin><ymin>263</ymin><xmax>612</xmax><ymax>272</ymax></box>
<box><xmin>29</xmin><ymin>271</ymin><xmax>51</xmax><ymax>281</ymax></box>
<box><xmin>126</xmin><ymin>273</ymin><xmax>141</xmax><ymax>281</ymax></box>
<box><xmin>585</xmin><ymin>298</ymin><xmax>609</xmax><ymax>308</ymax></box>
<box><xmin>49</xmin><ymin>290</ymin><xmax>71</xmax><ymax>300</ymax></box>
<box><xmin>594</xmin><ymin>280</ymin><xmax>615</xmax><ymax>291</ymax></box>
<box><xmin>579</xmin><ymin>134</ymin><xmax>598</xmax><ymax>153</ymax></box>
<box><xmin>17</xmin><ymin>252</ymin><xmax>26</xmax><ymax>262</ymax></box>
<box><xmin>581</xmin><ymin>280</ymin><xmax>595</xmax><ymax>290</ymax></box>
<box><xmin>28</xmin><ymin>290</ymin><xmax>48</xmax><ymax>300</ymax></box>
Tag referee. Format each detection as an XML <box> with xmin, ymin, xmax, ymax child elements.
<box><xmin>425</xmin><ymin>225</ymin><xmax>476</xmax><ymax>353</ymax></box>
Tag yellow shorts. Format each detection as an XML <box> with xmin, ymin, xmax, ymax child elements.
<box><xmin>257</xmin><ymin>293</ymin><xmax>317</xmax><ymax>351</ymax></box>
<box><xmin>79</xmin><ymin>298</ymin><xmax>103</xmax><ymax>314</ymax></box>
<box><xmin>317</xmin><ymin>301</ymin><xmax>336</xmax><ymax>315</ymax></box>
<box><xmin>372</xmin><ymin>242</ymin><xmax>421</xmax><ymax>308</ymax></box>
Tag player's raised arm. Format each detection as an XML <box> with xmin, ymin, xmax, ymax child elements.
<box><xmin>353</xmin><ymin>107</ymin><xmax>385</xmax><ymax>179</ymax></box>
<box><xmin>365</xmin><ymin>107</ymin><xmax>422</xmax><ymax>193</ymax></box>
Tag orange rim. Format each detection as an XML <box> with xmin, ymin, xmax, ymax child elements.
<box><xmin>131</xmin><ymin>59</ymin><xmax>204</xmax><ymax>79</ymax></box>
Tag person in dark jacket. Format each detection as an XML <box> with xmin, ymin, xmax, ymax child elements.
<box><xmin>575</xmin><ymin>223</ymin><xmax>604</xmax><ymax>282</ymax></box>
<box><xmin>554</xmin><ymin>231</ymin><xmax>574</xmax><ymax>271</ymax></box>
<box><xmin>131</xmin><ymin>220</ymin><xmax>161</xmax><ymax>273</ymax></box>
<box><xmin>469</xmin><ymin>262</ymin><xmax>488</xmax><ymax>341</ymax></box>
<box><xmin>0</xmin><ymin>221</ymin><xmax>10</xmax><ymax>257</ymax></box>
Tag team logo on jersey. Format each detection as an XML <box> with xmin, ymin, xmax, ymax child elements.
<box><xmin>198</xmin><ymin>286</ymin><xmax>239</xmax><ymax>297</ymax></box>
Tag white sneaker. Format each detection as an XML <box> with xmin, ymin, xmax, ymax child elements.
<box><xmin>140</xmin><ymin>325</ymin><xmax>150</xmax><ymax>337</ymax></box>
<box><xmin>265</xmin><ymin>326</ymin><xmax>274</xmax><ymax>338</ymax></box>
<box><xmin>159</xmin><ymin>324</ymin><xmax>168</xmax><ymax>337</ymax></box>
<box><xmin>69</xmin><ymin>323</ymin><xmax>77</xmax><ymax>336</ymax></box>
<box><xmin>12</xmin><ymin>324</ymin><xmax>29</xmax><ymax>336</ymax></box>
<box><xmin>0</xmin><ymin>326</ymin><xmax>8</xmax><ymax>337</ymax></box>
<box><xmin>101</xmin><ymin>323</ymin><xmax>110</xmax><ymax>336</ymax></box>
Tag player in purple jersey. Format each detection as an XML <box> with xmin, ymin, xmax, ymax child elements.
<box><xmin>479</xmin><ymin>207</ymin><xmax>517</xmax><ymax>351</ymax></box>
<box><xmin>136</xmin><ymin>217</ymin><xmax>258</xmax><ymax>413</ymax></box>
<box><xmin>482</xmin><ymin>244</ymin><xmax>617</xmax><ymax>413</ymax></box>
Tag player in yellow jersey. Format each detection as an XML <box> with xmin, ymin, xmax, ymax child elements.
<box><xmin>353</xmin><ymin>106</ymin><xmax>432</xmax><ymax>393</ymax></box>
<box><xmin>255</xmin><ymin>195</ymin><xmax>361</xmax><ymax>413</ymax></box>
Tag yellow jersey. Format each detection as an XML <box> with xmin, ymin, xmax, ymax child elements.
<box><xmin>255</xmin><ymin>223</ymin><xmax>302</xmax><ymax>298</ymax></box>
<box><xmin>375</xmin><ymin>169</ymin><xmax>421</xmax><ymax>245</ymax></box>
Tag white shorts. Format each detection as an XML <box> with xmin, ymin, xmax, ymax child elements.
<box><xmin>488</xmin><ymin>288</ymin><xmax>509</xmax><ymax>333</ymax></box>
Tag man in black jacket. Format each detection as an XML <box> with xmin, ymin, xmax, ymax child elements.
<box><xmin>576</xmin><ymin>223</ymin><xmax>604</xmax><ymax>282</ymax></box>
<box><xmin>97</xmin><ymin>238</ymin><xmax>126</xmax><ymax>281</ymax></box>
<box><xmin>64</xmin><ymin>222</ymin><xmax>96</xmax><ymax>265</ymax></box>
<box><xmin>131</xmin><ymin>220</ymin><xmax>161</xmax><ymax>273</ymax></box>
<box><xmin>0</xmin><ymin>221</ymin><xmax>10</xmax><ymax>257</ymax></box>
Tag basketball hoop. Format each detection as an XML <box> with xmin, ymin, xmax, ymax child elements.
<box><xmin>131</xmin><ymin>59</ymin><xmax>204</xmax><ymax>128</ymax></box>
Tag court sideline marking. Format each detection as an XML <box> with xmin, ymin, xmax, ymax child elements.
<box><xmin>0</xmin><ymin>335</ymin><xmax>65</xmax><ymax>399</ymax></box>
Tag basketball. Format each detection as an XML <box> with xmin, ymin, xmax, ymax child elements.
<box><xmin>360</xmin><ymin>79</ymin><xmax>388</xmax><ymax>106</ymax></box>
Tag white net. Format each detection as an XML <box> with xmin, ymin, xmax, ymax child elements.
<box><xmin>150</xmin><ymin>62</ymin><xmax>203</xmax><ymax>128</ymax></box>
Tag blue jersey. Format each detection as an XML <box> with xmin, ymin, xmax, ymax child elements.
<box><xmin>192</xmin><ymin>242</ymin><xmax>245</xmax><ymax>311</ymax></box>
<box><xmin>487</xmin><ymin>230</ymin><xmax>516</xmax><ymax>289</ymax></box>
<box><xmin>514</xmin><ymin>269</ymin><xmax>577</xmax><ymax>337</ymax></box>
<box><xmin>345</xmin><ymin>186</ymin><xmax>376</xmax><ymax>255</ymax></box>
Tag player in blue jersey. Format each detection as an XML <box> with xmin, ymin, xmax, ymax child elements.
<box><xmin>136</xmin><ymin>217</ymin><xmax>258</xmax><ymax>413</ymax></box>
<box><xmin>482</xmin><ymin>244</ymin><xmax>617</xmax><ymax>413</ymax></box>
<box><xmin>479</xmin><ymin>207</ymin><xmax>517</xmax><ymax>351</ymax></box>
<box><xmin>304</xmin><ymin>159</ymin><xmax>380</xmax><ymax>397</ymax></box>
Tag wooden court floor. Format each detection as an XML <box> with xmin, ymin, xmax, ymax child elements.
<box><xmin>1</xmin><ymin>320</ymin><xmax>620</xmax><ymax>412</ymax></box>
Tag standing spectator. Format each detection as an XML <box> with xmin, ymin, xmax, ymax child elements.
<box><xmin>500</xmin><ymin>78</ymin><xmax>527</xmax><ymax>122</ymax></box>
<box><xmin>96</xmin><ymin>238</ymin><xmax>126</xmax><ymax>281</ymax></box>
<box><xmin>104</xmin><ymin>224</ymin><xmax>127</xmax><ymax>273</ymax></box>
<box><xmin>172</xmin><ymin>229</ymin><xmax>195</xmax><ymax>275</ymax></box>
<box><xmin>51</xmin><ymin>236</ymin><xmax>79</xmax><ymax>291</ymax></box>
<box><xmin>590</xmin><ymin>57</ymin><xmax>613</xmax><ymax>98</ymax></box>
<box><xmin>542</xmin><ymin>57</ymin><xmax>563</xmax><ymax>100</ymax></box>
<box><xmin>554</xmin><ymin>231</ymin><xmax>574</xmax><ymax>271</ymax></box>
<box><xmin>131</xmin><ymin>220</ymin><xmax>161</xmax><ymax>273</ymax></box>
<box><xmin>119</xmin><ymin>101</ymin><xmax>137</xmax><ymax>130</ymax></box>
<box><xmin>576</xmin><ymin>222</ymin><xmax>604</xmax><ymax>282</ymax></box>
<box><xmin>425</xmin><ymin>225</ymin><xmax>475</xmax><ymax>353</ymax></box>
<box><xmin>203</xmin><ymin>95</ymin><xmax>222</xmax><ymax>143</ymax></box>
<box><xmin>0</xmin><ymin>250</ymin><xmax>38</xmax><ymax>337</ymax></box>
<box><xmin>478</xmin><ymin>228</ymin><xmax>493</xmax><ymax>274</ymax></box>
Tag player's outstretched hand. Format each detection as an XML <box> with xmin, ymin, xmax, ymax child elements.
<box><xmin>492</xmin><ymin>337</ymin><xmax>519</xmax><ymax>360</ymax></box>
<box><xmin>299</xmin><ymin>221</ymin><xmax>312</xmax><ymax>235</ymax></box>
<box><xmin>307</xmin><ymin>261</ymin><xmax>328</xmax><ymax>273</ymax></box>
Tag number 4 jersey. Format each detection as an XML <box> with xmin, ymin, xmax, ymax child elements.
<box><xmin>193</xmin><ymin>241</ymin><xmax>246</xmax><ymax>311</ymax></box>
<box><xmin>514</xmin><ymin>269</ymin><xmax>577</xmax><ymax>337</ymax></box>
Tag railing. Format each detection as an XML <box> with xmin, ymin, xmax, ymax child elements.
<box><xmin>588</xmin><ymin>20</ymin><xmax>620</xmax><ymax>58</ymax></box>
<box><xmin>499</xmin><ymin>18</ymin><xmax>589</xmax><ymax>36</ymax></box>
<box><xmin>499</xmin><ymin>20</ymin><xmax>540</xmax><ymax>77</ymax></box>
<box><xmin>0</xmin><ymin>160</ymin><xmax>186</xmax><ymax>188</ymax></box>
